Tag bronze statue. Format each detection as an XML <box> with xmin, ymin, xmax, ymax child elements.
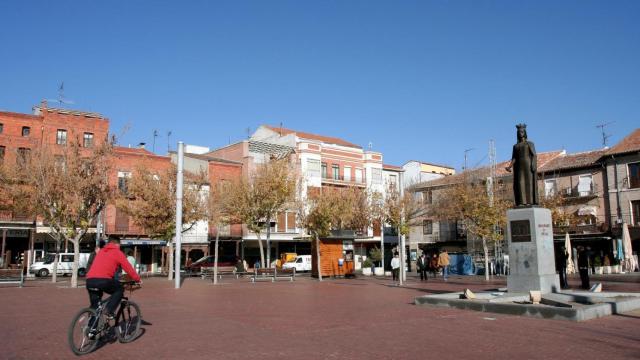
<box><xmin>506</xmin><ymin>124</ymin><xmax>538</xmax><ymax>206</ymax></box>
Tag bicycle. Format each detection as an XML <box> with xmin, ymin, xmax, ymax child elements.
<box><xmin>68</xmin><ymin>280</ymin><xmax>142</xmax><ymax>355</ymax></box>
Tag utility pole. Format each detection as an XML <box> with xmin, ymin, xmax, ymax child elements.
<box><xmin>174</xmin><ymin>142</ymin><xmax>184</xmax><ymax>289</ymax></box>
<box><xmin>152</xmin><ymin>130</ymin><xmax>158</xmax><ymax>153</ymax></box>
<box><xmin>167</xmin><ymin>131</ymin><xmax>172</xmax><ymax>153</ymax></box>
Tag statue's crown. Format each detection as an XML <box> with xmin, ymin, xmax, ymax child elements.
<box><xmin>516</xmin><ymin>123</ymin><xmax>527</xmax><ymax>129</ymax></box>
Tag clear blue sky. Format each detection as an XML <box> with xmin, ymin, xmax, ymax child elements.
<box><xmin>1</xmin><ymin>0</ymin><xmax>638</xmax><ymax>170</ymax></box>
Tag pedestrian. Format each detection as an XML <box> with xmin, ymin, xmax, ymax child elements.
<box><xmin>243</xmin><ymin>258</ymin><xmax>249</xmax><ymax>273</ymax></box>
<box><xmin>391</xmin><ymin>252</ymin><xmax>400</xmax><ymax>284</ymax></box>
<box><xmin>438</xmin><ymin>249</ymin><xmax>450</xmax><ymax>281</ymax></box>
<box><xmin>87</xmin><ymin>240</ymin><xmax>106</xmax><ymax>273</ymax></box>
<box><xmin>557</xmin><ymin>246</ymin><xmax>569</xmax><ymax>289</ymax></box>
<box><xmin>254</xmin><ymin>259</ymin><xmax>261</xmax><ymax>270</ymax></box>
<box><xmin>577</xmin><ymin>246</ymin><xmax>590</xmax><ymax>290</ymax></box>
<box><xmin>430</xmin><ymin>253</ymin><xmax>439</xmax><ymax>277</ymax></box>
<box><xmin>235</xmin><ymin>257</ymin><xmax>245</xmax><ymax>273</ymax></box>
<box><xmin>125</xmin><ymin>249</ymin><xmax>137</xmax><ymax>269</ymax></box>
<box><xmin>417</xmin><ymin>252</ymin><xmax>428</xmax><ymax>281</ymax></box>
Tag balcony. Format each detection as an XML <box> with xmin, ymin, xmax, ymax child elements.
<box><xmin>105</xmin><ymin>223</ymin><xmax>146</xmax><ymax>236</ymax></box>
<box><xmin>0</xmin><ymin>210</ymin><xmax>34</xmax><ymax>223</ymax></box>
<box><xmin>321</xmin><ymin>174</ymin><xmax>366</xmax><ymax>187</ymax></box>
<box><xmin>560</xmin><ymin>184</ymin><xmax>598</xmax><ymax>200</ymax></box>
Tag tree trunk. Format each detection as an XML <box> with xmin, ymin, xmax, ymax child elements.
<box><xmin>51</xmin><ymin>249</ymin><xmax>60</xmax><ymax>283</ymax></box>
<box><xmin>380</xmin><ymin>223</ymin><xmax>385</xmax><ymax>269</ymax></box>
<box><xmin>168</xmin><ymin>242</ymin><xmax>174</xmax><ymax>281</ymax></box>
<box><xmin>256</xmin><ymin>232</ymin><xmax>265</xmax><ymax>268</ymax></box>
<box><xmin>70</xmin><ymin>235</ymin><xmax>82</xmax><ymax>288</ymax></box>
<box><xmin>266</xmin><ymin>217</ymin><xmax>271</xmax><ymax>268</ymax></box>
<box><xmin>213</xmin><ymin>226</ymin><xmax>220</xmax><ymax>285</ymax></box>
<box><xmin>315</xmin><ymin>234</ymin><xmax>322</xmax><ymax>281</ymax></box>
<box><xmin>483</xmin><ymin>237</ymin><xmax>490</xmax><ymax>281</ymax></box>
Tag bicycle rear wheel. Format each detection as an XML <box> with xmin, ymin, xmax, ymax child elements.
<box><xmin>68</xmin><ymin>307</ymin><xmax>100</xmax><ymax>355</ymax></box>
<box><xmin>117</xmin><ymin>300</ymin><xmax>142</xmax><ymax>343</ymax></box>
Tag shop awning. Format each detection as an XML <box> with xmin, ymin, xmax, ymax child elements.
<box><xmin>120</xmin><ymin>239</ymin><xmax>167</xmax><ymax>246</ymax></box>
<box><xmin>577</xmin><ymin>206</ymin><xmax>597</xmax><ymax>217</ymax></box>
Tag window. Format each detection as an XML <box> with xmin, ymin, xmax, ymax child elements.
<box><xmin>61</xmin><ymin>255</ymin><xmax>74</xmax><ymax>262</ymax></box>
<box><xmin>577</xmin><ymin>175</ymin><xmax>593</xmax><ymax>196</ymax></box>
<box><xmin>287</xmin><ymin>212</ymin><xmax>296</xmax><ymax>231</ymax></box>
<box><xmin>56</xmin><ymin>129</ymin><xmax>67</xmax><ymax>145</ymax></box>
<box><xmin>17</xmin><ymin>147</ymin><xmax>30</xmax><ymax>166</ymax></box>
<box><xmin>423</xmin><ymin>220</ymin><xmax>433</xmax><ymax>235</ymax></box>
<box><xmin>54</xmin><ymin>155</ymin><xmax>66</xmax><ymax>172</ymax></box>
<box><xmin>83</xmin><ymin>132</ymin><xmax>94</xmax><ymax>148</ymax></box>
<box><xmin>307</xmin><ymin>159</ymin><xmax>321</xmax><ymax>179</ymax></box>
<box><xmin>332</xmin><ymin>165</ymin><xmax>339</xmax><ymax>180</ymax></box>
<box><xmin>22</xmin><ymin>126</ymin><xmax>30</xmax><ymax>137</ymax></box>
<box><xmin>632</xmin><ymin>200</ymin><xmax>640</xmax><ymax>226</ymax></box>
<box><xmin>344</xmin><ymin>166</ymin><xmax>351</xmax><ymax>181</ymax></box>
<box><xmin>355</xmin><ymin>168</ymin><xmax>363</xmax><ymax>183</ymax></box>
<box><xmin>118</xmin><ymin>171</ymin><xmax>132</xmax><ymax>194</ymax></box>
<box><xmin>371</xmin><ymin>168</ymin><xmax>382</xmax><ymax>184</ymax></box>
<box><xmin>0</xmin><ymin>146</ymin><xmax>4</xmax><ymax>162</ymax></box>
<box><xmin>423</xmin><ymin>190</ymin><xmax>433</xmax><ymax>204</ymax></box>
<box><xmin>629</xmin><ymin>163</ymin><xmax>640</xmax><ymax>189</ymax></box>
<box><xmin>0</xmin><ymin>123</ymin><xmax>3</xmax><ymax>133</ymax></box>
<box><xmin>388</xmin><ymin>174</ymin><xmax>397</xmax><ymax>187</ymax></box>
<box><xmin>544</xmin><ymin>179</ymin><xmax>557</xmax><ymax>198</ymax></box>
<box><xmin>321</xmin><ymin>163</ymin><xmax>327</xmax><ymax>179</ymax></box>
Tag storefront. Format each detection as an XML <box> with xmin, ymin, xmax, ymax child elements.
<box><xmin>120</xmin><ymin>239</ymin><xmax>166</xmax><ymax>274</ymax></box>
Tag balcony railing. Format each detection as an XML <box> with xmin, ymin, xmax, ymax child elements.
<box><xmin>321</xmin><ymin>174</ymin><xmax>366</xmax><ymax>186</ymax></box>
<box><xmin>560</xmin><ymin>184</ymin><xmax>598</xmax><ymax>199</ymax></box>
<box><xmin>0</xmin><ymin>211</ymin><xmax>33</xmax><ymax>222</ymax></box>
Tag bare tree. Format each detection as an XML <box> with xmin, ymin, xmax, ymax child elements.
<box><xmin>208</xmin><ymin>181</ymin><xmax>233</xmax><ymax>285</ymax></box>
<box><xmin>116</xmin><ymin>163</ymin><xmax>208</xmax><ymax>280</ymax></box>
<box><xmin>0</xmin><ymin>141</ymin><xmax>115</xmax><ymax>287</ymax></box>
<box><xmin>384</xmin><ymin>184</ymin><xmax>426</xmax><ymax>284</ymax></box>
<box><xmin>430</xmin><ymin>182</ymin><xmax>510</xmax><ymax>281</ymax></box>
<box><xmin>225</xmin><ymin>159</ymin><xmax>297</xmax><ymax>268</ymax></box>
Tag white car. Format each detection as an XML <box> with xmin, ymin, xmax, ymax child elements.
<box><xmin>30</xmin><ymin>253</ymin><xmax>90</xmax><ymax>277</ymax></box>
<box><xmin>282</xmin><ymin>255</ymin><xmax>311</xmax><ymax>272</ymax></box>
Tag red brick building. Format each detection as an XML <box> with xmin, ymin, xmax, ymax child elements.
<box><xmin>0</xmin><ymin>102</ymin><xmax>109</xmax><ymax>269</ymax></box>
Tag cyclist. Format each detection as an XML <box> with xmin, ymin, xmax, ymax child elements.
<box><xmin>86</xmin><ymin>237</ymin><xmax>141</xmax><ymax>319</ymax></box>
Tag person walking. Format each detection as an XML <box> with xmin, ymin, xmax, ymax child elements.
<box><xmin>417</xmin><ymin>252</ymin><xmax>429</xmax><ymax>281</ymax></box>
<box><xmin>557</xmin><ymin>246</ymin><xmax>569</xmax><ymax>289</ymax></box>
<box><xmin>577</xmin><ymin>246</ymin><xmax>590</xmax><ymax>290</ymax></box>
<box><xmin>391</xmin><ymin>252</ymin><xmax>400</xmax><ymax>284</ymax></box>
<box><xmin>438</xmin><ymin>249</ymin><xmax>450</xmax><ymax>281</ymax></box>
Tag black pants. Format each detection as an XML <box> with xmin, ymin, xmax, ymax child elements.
<box><xmin>86</xmin><ymin>278</ymin><xmax>123</xmax><ymax>315</ymax></box>
<box><xmin>392</xmin><ymin>268</ymin><xmax>399</xmax><ymax>281</ymax></box>
<box><xmin>558</xmin><ymin>267</ymin><xmax>568</xmax><ymax>289</ymax></box>
<box><xmin>579</xmin><ymin>268</ymin><xmax>590</xmax><ymax>290</ymax></box>
<box><xmin>419</xmin><ymin>269</ymin><xmax>428</xmax><ymax>281</ymax></box>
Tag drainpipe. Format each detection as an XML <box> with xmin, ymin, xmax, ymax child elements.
<box><xmin>612</xmin><ymin>156</ymin><xmax>623</xmax><ymax>225</ymax></box>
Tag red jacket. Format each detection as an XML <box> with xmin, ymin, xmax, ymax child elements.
<box><xmin>87</xmin><ymin>243</ymin><xmax>141</xmax><ymax>282</ymax></box>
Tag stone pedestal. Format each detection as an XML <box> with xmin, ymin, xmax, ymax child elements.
<box><xmin>507</xmin><ymin>207</ymin><xmax>559</xmax><ymax>294</ymax></box>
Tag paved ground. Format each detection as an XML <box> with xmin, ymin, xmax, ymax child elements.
<box><xmin>1</xmin><ymin>273</ymin><xmax>639</xmax><ymax>360</ymax></box>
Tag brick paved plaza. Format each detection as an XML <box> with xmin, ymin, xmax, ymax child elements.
<box><xmin>2</xmin><ymin>274</ymin><xmax>639</xmax><ymax>360</ymax></box>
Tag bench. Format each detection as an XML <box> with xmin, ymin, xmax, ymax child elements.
<box><xmin>0</xmin><ymin>269</ymin><xmax>24</xmax><ymax>287</ymax></box>
<box><xmin>251</xmin><ymin>268</ymin><xmax>296</xmax><ymax>283</ymax></box>
<box><xmin>201</xmin><ymin>266</ymin><xmax>253</xmax><ymax>281</ymax></box>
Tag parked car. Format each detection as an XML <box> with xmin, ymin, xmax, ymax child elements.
<box><xmin>185</xmin><ymin>255</ymin><xmax>236</xmax><ymax>274</ymax></box>
<box><xmin>282</xmin><ymin>255</ymin><xmax>312</xmax><ymax>272</ymax></box>
<box><xmin>30</xmin><ymin>252</ymin><xmax>90</xmax><ymax>277</ymax></box>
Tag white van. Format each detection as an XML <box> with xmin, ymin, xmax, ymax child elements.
<box><xmin>282</xmin><ymin>255</ymin><xmax>312</xmax><ymax>272</ymax></box>
<box><xmin>30</xmin><ymin>253</ymin><xmax>90</xmax><ymax>277</ymax></box>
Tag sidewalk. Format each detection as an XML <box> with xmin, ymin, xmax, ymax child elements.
<box><xmin>1</xmin><ymin>275</ymin><xmax>639</xmax><ymax>359</ymax></box>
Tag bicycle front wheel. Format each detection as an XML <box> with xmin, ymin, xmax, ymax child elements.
<box><xmin>117</xmin><ymin>300</ymin><xmax>142</xmax><ymax>343</ymax></box>
<box><xmin>68</xmin><ymin>307</ymin><xmax>100</xmax><ymax>355</ymax></box>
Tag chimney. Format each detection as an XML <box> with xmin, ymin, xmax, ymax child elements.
<box><xmin>138</xmin><ymin>142</ymin><xmax>146</xmax><ymax>149</ymax></box>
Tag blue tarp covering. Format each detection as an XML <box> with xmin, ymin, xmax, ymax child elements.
<box><xmin>448</xmin><ymin>253</ymin><xmax>475</xmax><ymax>275</ymax></box>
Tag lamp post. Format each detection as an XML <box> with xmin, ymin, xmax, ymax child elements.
<box><xmin>174</xmin><ymin>142</ymin><xmax>184</xmax><ymax>289</ymax></box>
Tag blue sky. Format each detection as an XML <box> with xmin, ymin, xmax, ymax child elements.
<box><xmin>1</xmin><ymin>1</ymin><xmax>638</xmax><ymax>170</ymax></box>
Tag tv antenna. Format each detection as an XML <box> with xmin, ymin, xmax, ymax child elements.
<box><xmin>368</xmin><ymin>141</ymin><xmax>373</xmax><ymax>150</ymax></box>
<box><xmin>167</xmin><ymin>131</ymin><xmax>172</xmax><ymax>153</ymax></box>
<box><xmin>463</xmin><ymin>148</ymin><xmax>475</xmax><ymax>171</ymax></box>
<box><xmin>46</xmin><ymin>82</ymin><xmax>75</xmax><ymax>106</ymax></box>
<box><xmin>596</xmin><ymin>121</ymin><xmax>614</xmax><ymax>148</ymax></box>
